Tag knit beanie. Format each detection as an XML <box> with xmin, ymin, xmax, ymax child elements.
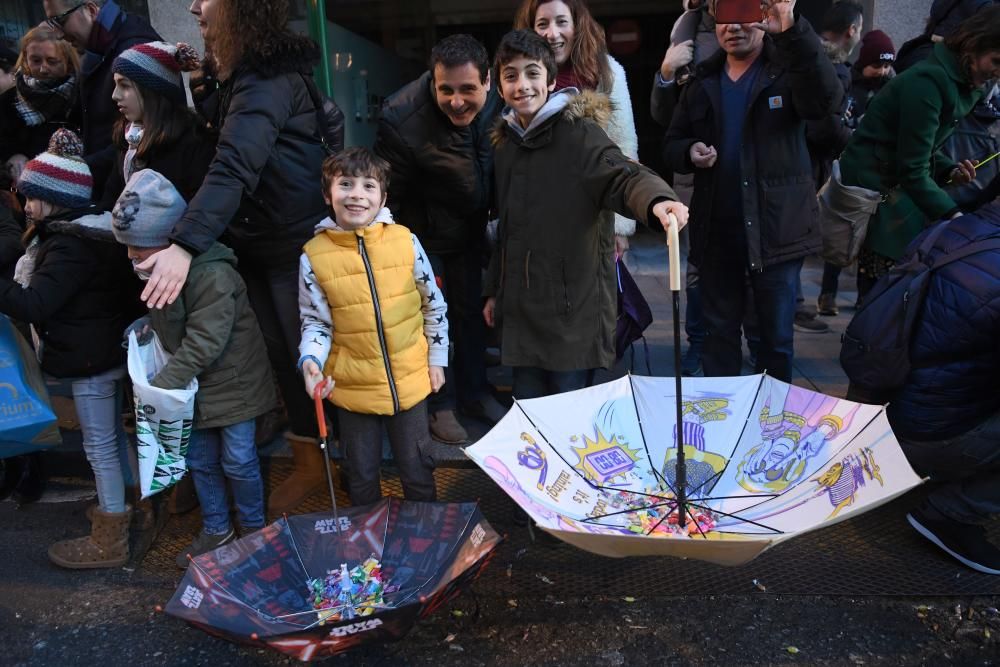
<box><xmin>112</xmin><ymin>41</ymin><xmax>201</xmax><ymax>104</ymax></box>
<box><xmin>17</xmin><ymin>129</ymin><xmax>92</xmax><ymax>209</ymax></box>
<box><xmin>111</xmin><ymin>169</ymin><xmax>186</xmax><ymax>248</ymax></box>
<box><xmin>857</xmin><ymin>30</ymin><xmax>896</xmax><ymax>71</ymax></box>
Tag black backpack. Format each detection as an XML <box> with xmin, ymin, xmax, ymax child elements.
<box><xmin>300</xmin><ymin>74</ymin><xmax>346</xmax><ymax>156</ymax></box>
<box><xmin>840</xmin><ymin>220</ymin><xmax>1000</xmax><ymax>392</ymax></box>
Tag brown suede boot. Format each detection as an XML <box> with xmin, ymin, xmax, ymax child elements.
<box><xmin>48</xmin><ymin>506</ymin><xmax>131</xmax><ymax>569</ymax></box>
<box><xmin>267</xmin><ymin>433</ymin><xmax>327</xmax><ymax>516</ymax></box>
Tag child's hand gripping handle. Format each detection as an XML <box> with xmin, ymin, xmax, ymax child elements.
<box><xmin>666</xmin><ymin>212</ymin><xmax>681</xmax><ymax>293</ymax></box>
<box><xmin>314</xmin><ymin>380</ymin><xmax>330</xmax><ymax>440</ymax></box>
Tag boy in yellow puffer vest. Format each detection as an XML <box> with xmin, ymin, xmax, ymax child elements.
<box><xmin>298</xmin><ymin>147</ymin><xmax>447</xmax><ymax>506</ymax></box>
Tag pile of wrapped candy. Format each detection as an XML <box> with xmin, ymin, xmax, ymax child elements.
<box><xmin>307</xmin><ymin>556</ymin><xmax>388</xmax><ymax>624</ymax></box>
<box><xmin>626</xmin><ymin>506</ymin><xmax>716</xmax><ymax>537</ymax></box>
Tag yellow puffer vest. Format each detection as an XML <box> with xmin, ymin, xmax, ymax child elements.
<box><xmin>305</xmin><ymin>223</ymin><xmax>430</xmax><ymax>415</ymax></box>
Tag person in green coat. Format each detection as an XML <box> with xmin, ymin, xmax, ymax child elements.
<box><xmin>110</xmin><ymin>169</ymin><xmax>276</xmax><ymax>567</ymax></box>
<box><xmin>838</xmin><ymin>8</ymin><xmax>1000</xmax><ymax>296</ymax></box>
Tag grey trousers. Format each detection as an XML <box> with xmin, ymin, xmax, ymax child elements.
<box><xmin>338</xmin><ymin>399</ymin><xmax>437</xmax><ymax>506</ymax></box>
<box><xmin>899</xmin><ymin>408</ymin><xmax>1000</xmax><ymax>524</ymax></box>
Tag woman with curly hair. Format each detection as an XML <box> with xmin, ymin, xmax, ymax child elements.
<box><xmin>838</xmin><ymin>7</ymin><xmax>1000</xmax><ymax>298</ymax></box>
<box><xmin>0</xmin><ymin>26</ymin><xmax>81</xmax><ymax>183</ymax></box>
<box><xmin>136</xmin><ymin>0</ymin><xmax>329</xmax><ymax>516</ymax></box>
<box><xmin>514</xmin><ymin>0</ymin><xmax>640</xmax><ymax>248</ymax></box>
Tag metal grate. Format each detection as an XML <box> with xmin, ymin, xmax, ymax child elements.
<box><xmin>140</xmin><ymin>464</ymin><xmax>1000</xmax><ymax>597</ymax></box>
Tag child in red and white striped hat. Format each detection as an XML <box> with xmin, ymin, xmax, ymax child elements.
<box><xmin>7</xmin><ymin>128</ymin><xmax>143</xmax><ymax>570</ymax></box>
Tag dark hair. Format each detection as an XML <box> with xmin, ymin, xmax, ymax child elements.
<box><xmin>209</xmin><ymin>0</ymin><xmax>316</xmax><ymax>79</ymax></box>
<box><xmin>429</xmin><ymin>34</ymin><xmax>490</xmax><ymax>83</ymax></box>
<box><xmin>945</xmin><ymin>5</ymin><xmax>1000</xmax><ymax>74</ymax></box>
<box><xmin>321</xmin><ymin>147</ymin><xmax>390</xmax><ymax>195</ymax></box>
<box><xmin>495</xmin><ymin>29</ymin><xmax>558</xmax><ymax>85</ymax></box>
<box><xmin>821</xmin><ymin>1</ymin><xmax>864</xmax><ymax>35</ymax></box>
<box><xmin>112</xmin><ymin>82</ymin><xmax>206</xmax><ymax>159</ymax></box>
<box><xmin>0</xmin><ymin>46</ymin><xmax>17</xmax><ymax>73</ymax></box>
<box><xmin>512</xmin><ymin>0</ymin><xmax>611</xmax><ymax>91</ymax></box>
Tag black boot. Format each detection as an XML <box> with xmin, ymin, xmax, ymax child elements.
<box><xmin>0</xmin><ymin>456</ymin><xmax>24</xmax><ymax>501</ymax></box>
<box><xmin>12</xmin><ymin>452</ymin><xmax>45</xmax><ymax>506</ymax></box>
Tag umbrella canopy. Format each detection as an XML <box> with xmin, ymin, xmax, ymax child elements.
<box><xmin>465</xmin><ymin>374</ymin><xmax>922</xmax><ymax>566</ymax></box>
<box><xmin>165</xmin><ymin>499</ymin><xmax>501</xmax><ymax>661</ymax></box>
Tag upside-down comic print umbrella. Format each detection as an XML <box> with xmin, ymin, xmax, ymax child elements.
<box><xmin>165</xmin><ymin>499</ymin><xmax>501</xmax><ymax>661</ymax></box>
<box><xmin>465</xmin><ymin>373</ymin><xmax>923</xmax><ymax>566</ymax></box>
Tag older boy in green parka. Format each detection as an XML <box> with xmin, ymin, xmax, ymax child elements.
<box><xmin>484</xmin><ymin>30</ymin><xmax>688</xmax><ymax>399</ymax></box>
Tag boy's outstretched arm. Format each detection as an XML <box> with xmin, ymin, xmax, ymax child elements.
<box><xmin>298</xmin><ymin>251</ymin><xmax>334</xmax><ymax>398</ymax></box>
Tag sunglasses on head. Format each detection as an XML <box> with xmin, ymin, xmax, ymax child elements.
<box><xmin>45</xmin><ymin>2</ymin><xmax>86</xmax><ymax>31</ymax></box>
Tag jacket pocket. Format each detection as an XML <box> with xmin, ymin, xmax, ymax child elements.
<box><xmin>761</xmin><ymin>180</ymin><xmax>817</xmax><ymax>247</ymax></box>
<box><xmin>199</xmin><ymin>365</ymin><xmax>238</xmax><ymax>388</ymax></box>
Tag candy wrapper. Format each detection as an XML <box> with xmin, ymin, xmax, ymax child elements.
<box><xmin>626</xmin><ymin>506</ymin><xmax>716</xmax><ymax>537</ymax></box>
<box><xmin>307</xmin><ymin>556</ymin><xmax>389</xmax><ymax>624</ymax></box>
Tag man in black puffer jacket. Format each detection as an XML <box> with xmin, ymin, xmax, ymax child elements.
<box><xmin>374</xmin><ymin>34</ymin><xmax>504</xmax><ymax>444</ymax></box>
<box><xmin>664</xmin><ymin>0</ymin><xmax>841</xmax><ymax>383</ymax></box>
<box><xmin>42</xmin><ymin>0</ymin><xmax>161</xmax><ymax>199</ymax></box>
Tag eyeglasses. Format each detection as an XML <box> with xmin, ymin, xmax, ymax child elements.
<box><xmin>45</xmin><ymin>2</ymin><xmax>86</xmax><ymax>31</ymax></box>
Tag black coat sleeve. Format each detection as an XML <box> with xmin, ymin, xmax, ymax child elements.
<box><xmin>171</xmin><ymin>73</ymin><xmax>296</xmax><ymax>256</ymax></box>
<box><xmin>0</xmin><ymin>236</ymin><xmax>92</xmax><ymax>324</ymax></box>
<box><xmin>770</xmin><ymin>18</ymin><xmax>843</xmax><ymax>121</ymax></box>
<box><xmin>650</xmin><ymin>76</ymin><xmax>680</xmax><ymax>128</ymax></box>
<box><xmin>373</xmin><ymin>116</ymin><xmax>417</xmax><ymax>224</ymax></box>
<box><xmin>662</xmin><ymin>83</ymin><xmax>702</xmax><ymax>175</ymax></box>
<box><xmin>0</xmin><ymin>206</ymin><xmax>23</xmax><ymax>278</ymax></box>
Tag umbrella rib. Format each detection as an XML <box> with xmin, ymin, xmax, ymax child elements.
<box><xmin>186</xmin><ymin>558</ymin><xmax>311</xmax><ymax>629</ymax></box>
<box><xmin>282</xmin><ymin>517</ymin><xmax>315</xmax><ymax>582</ymax></box>
<box><xmin>627</xmin><ymin>373</ymin><xmax>672</xmax><ymax>495</ymax></box>
<box><xmin>684</xmin><ymin>500</ymin><xmax>784</xmax><ymax>534</ymax></box>
<box><xmin>513</xmin><ymin>399</ymin><xmax>602</xmax><ymax>491</ymax></box>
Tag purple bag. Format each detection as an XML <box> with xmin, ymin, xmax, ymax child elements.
<box><xmin>615</xmin><ymin>255</ymin><xmax>653</xmax><ymax>372</ymax></box>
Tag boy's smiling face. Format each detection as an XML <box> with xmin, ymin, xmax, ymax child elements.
<box><xmin>325</xmin><ymin>172</ymin><xmax>386</xmax><ymax>231</ymax></box>
<box><xmin>500</xmin><ymin>56</ymin><xmax>555</xmax><ymax>128</ymax></box>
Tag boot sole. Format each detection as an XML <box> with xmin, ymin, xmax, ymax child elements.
<box><xmin>48</xmin><ymin>550</ymin><xmax>128</xmax><ymax>569</ymax></box>
<box><xmin>907</xmin><ymin>513</ymin><xmax>1000</xmax><ymax>575</ymax></box>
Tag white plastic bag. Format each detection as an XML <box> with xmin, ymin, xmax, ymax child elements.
<box><xmin>127</xmin><ymin>329</ymin><xmax>198</xmax><ymax>499</ymax></box>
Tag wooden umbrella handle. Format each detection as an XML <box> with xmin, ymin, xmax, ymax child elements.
<box><xmin>666</xmin><ymin>212</ymin><xmax>681</xmax><ymax>293</ymax></box>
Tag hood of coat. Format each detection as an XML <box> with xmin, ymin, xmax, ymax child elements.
<box><xmin>313</xmin><ymin>207</ymin><xmax>396</xmax><ymax>234</ymax></box>
<box><xmin>492</xmin><ymin>88</ymin><xmax>612</xmax><ymax>146</ymax></box>
<box><xmin>240</xmin><ymin>35</ymin><xmax>320</xmax><ymax>78</ymax></box>
<box><xmin>45</xmin><ymin>209</ymin><xmax>117</xmax><ymax>243</ymax></box>
<box><xmin>821</xmin><ymin>37</ymin><xmax>853</xmax><ymax>65</ymax></box>
<box><xmin>190</xmin><ymin>241</ymin><xmax>237</xmax><ymax>270</ymax></box>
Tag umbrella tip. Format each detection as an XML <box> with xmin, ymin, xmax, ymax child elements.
<box><xmin>251</xmin><ymin>633</ymin><xmax>259</xmax><ymax>641</ymax></box>
<box><xmin>154</xmin><ymin>605</ymin><xmax>163</xmax><ymax>613</ymax></box>
<box><xmin>187</xmin><ymin>554</ymin><xmax>194</xmax><ymax>561</ymax></box>
<box><xmin>419</xmin><ymin>595</ymin><xmax>427</xmax><ymax>603</ymax></box>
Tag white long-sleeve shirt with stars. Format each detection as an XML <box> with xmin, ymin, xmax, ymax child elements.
<box><xmin>297</xmin><ymin>207</ymin><xmax>450</xmax><ymax>372</ymax></box>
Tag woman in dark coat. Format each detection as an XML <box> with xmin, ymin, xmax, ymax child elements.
<box><xmin>136</xmin><ymin>0</ymin><xmax>330</xmax><ymax>516</ymax></box>
<box><xmin>0</xmin><ymin>27</ymin><xmax>81</xmax><ymax>183</ymax></box>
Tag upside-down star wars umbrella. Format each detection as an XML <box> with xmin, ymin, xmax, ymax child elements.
<box><xmin>164</xmin><ymin>499</ymin><xmax>501</xmax><ymax>661</ymax></box>
<box><xmin>465</xmin><ymin>372</ymin><xmax>923</xmax><ymax>567</ymax></box>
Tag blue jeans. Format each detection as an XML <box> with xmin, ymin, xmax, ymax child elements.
<box><xmin>898</xmin><ymin>409</ymin><xmax>1000</xmax><ymax>525</ymax></box>
<box><xmin>186</xmin><ymin>419</ymin><xmax>264</xmax><ymax>534</ymax></box>
<box><xmin>701</xmin><ymin>247</ymin><xmax>801</xmax><ymax>382</ymax></box>
<box><xmin>512</xmin><ymin>367</ymin><xmax>591</xmax><ymax>400</ymax></box>
<box><xmin>48</xmin><ymin>367</ymin><xmax>131</xmax><ymax>513</ymax></box>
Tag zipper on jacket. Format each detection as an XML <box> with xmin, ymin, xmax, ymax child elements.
<box><xmin>525</xmin><ymin>249</ymin><xmax>531</xmax><ymax>289</ymax></box>
<box><xmin>357</xmin><ymin>235</ymin><xmax>401</xmax><ymax>414</ymax></box>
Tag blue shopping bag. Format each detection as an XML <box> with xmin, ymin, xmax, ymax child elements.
<box><xmin>0</xmin><ymin>315</ymin><xmax>61</xmax><ymax>457</ymax></box>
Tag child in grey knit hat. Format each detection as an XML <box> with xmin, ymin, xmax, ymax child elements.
<box><xmin>111</xmin><ymin>169</ymin><xmax>277</xmax><ymax>566</ymax></box>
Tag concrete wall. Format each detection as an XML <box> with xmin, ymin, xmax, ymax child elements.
<box><xmin>867</xmin><ymin>0</ymin><xmax>929</xmax><ymax>51</ymax></box>
<box><xmin>147</xmin><ymin>0</ymin><xmax>203</xmax><ymax>52</ymax></box>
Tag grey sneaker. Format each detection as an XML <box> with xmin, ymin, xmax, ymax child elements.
<box><xmin>793</xmin><ymin>311</ymin><xmax>829</xmax><ymax>333</ymax></box>
<box><xmin>176</xmin><ymin>528</ymin><xmax>236</xmax><ymax>568</ymax></box>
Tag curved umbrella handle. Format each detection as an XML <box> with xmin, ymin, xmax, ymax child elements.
<box><xmin>665</xmin><ymin>212</ymin><xmax>681</xmax><ymax>293</ymax></box>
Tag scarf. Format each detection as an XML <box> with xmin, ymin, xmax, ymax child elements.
<box><xmin>554</xmin><ymin>62</ymin><xmax>586</xmax><ymax>93</ymax></box>
<box><xmin>14</xmin><ymin>71</ymin><xmax>77</xmax><ymax>126</ymax></box>
<box><xmin>123</xmin><ymin>122</ymin><xmax>144</xmax><ymax>181</ymax></box>
<box><xmin>81</xmin><ymin>0</ymin><xmax>123</xmax><ymax>74</ymax></box>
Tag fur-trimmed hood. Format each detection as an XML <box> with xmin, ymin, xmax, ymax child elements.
<box><xmin>44</xmin><ymin>210</ymin><xmax>116</xmax><ymax>243</ymax></box>
<box><xmin>821</xmin><ymin>37</ymin><xmax>854</xmax><ymax>65</ymax></box>
<box><xmin>491</xmin><ymin>88</ymin><xmax>613</xmax><ymax>146</ymax></box>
